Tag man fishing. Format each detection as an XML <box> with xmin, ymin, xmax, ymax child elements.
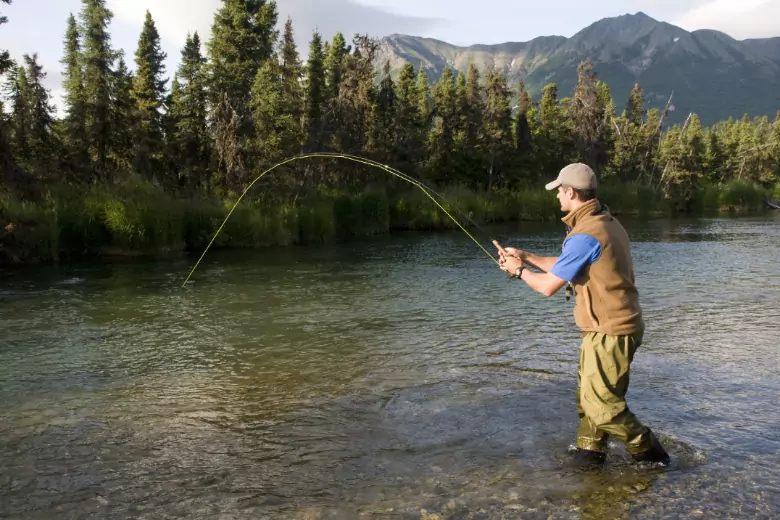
<box><xmin>495</xmin><ymin>162</ymin><xmax>670</xmax><ymax>468</ymax></box>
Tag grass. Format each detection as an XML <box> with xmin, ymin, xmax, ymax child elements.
<box><xmin>0</xmin><ymin>176</ymin><xmax>774</xmax><ymax>266</ymax></box>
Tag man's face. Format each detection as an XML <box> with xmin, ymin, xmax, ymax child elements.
<box><xmin>556</xmin><ymin>185</ymin><xmax>573</xmax><ymax>212</ymax></box>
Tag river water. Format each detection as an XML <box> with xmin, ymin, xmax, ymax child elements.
<box><xmin>1</xmin><ymin>215</ymin><xmax>779</xmax><ymax>519</ymax></box>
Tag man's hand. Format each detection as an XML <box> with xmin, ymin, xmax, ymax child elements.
<box><xmin>493</xmin><ymin>240</ymin><xmax>527</xmax><ymax>265</ymax></box>
<box><xmin>498</xmin><ymin>250</ymin><xmax>568</xmax><ymax>296</ymax></box>
<box><xmin>503</xmin><ymin>247</ymin><xmax>526</xmax><ymax>260</ymax></box>
<box><xmin>499</xmin><ymin>256</ymin><xmax>524</xmax><ymax>274</ymax></box>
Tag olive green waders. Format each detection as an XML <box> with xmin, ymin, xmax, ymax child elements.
<box><xmin>576</xmin><ymin>331</ymin><xmax>655</xmax><ymax>455</ymax></box>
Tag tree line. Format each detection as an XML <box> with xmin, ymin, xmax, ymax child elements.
<box><xmin>1</xmin><ymin>0</ymin><xmax>779</xmax><ymax>212</ymax></box>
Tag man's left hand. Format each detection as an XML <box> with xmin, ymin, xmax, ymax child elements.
<box><xmin>499</xmin><ymin>256</ymin><xmax>524</xmax><ymax>275</ymax></box>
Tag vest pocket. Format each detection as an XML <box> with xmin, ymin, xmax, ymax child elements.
<box><xmin>582</xmin><ymin>286</ymin><xmax>600</xmax><ymax>328</ymax></box>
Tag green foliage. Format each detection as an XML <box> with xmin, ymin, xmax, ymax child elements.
<box><xmin>718</xmin><ymin>180</ymin><xmax>768</xmax><ymax>212</ymax></box>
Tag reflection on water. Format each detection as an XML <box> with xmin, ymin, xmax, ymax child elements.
<box><xmin>1</xmin><ymin>214</ymin><xmax>779</xmax><ymax>519</ymax></box>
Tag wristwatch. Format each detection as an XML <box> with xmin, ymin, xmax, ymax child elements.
<box><xmin>511</xmin><ymin>265</ymin><xmax>524</xmax><ymax>279</ymax></box>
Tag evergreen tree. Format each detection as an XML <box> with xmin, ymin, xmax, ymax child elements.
<box><xmin>250</xmin><ymin>55</ymin><xmax>301</xmax><ymax>185</ymax></box>
<box><xmin>514</xmin><ymin>78</ymin><xmax>532</xmax><ymax>154</ymax></box>
<box><xmin>455</xmin><ymin>64</ymin><xmax>484</xmax><ymax>185</ymax></box>
<box><xmin>535</xmin><ymin>83</ymin><xmax>573</xmax><ymax>175</ymax></box>
<box><xmin>394</xmin><ymin>63</ymin><xmax>424</xmax><ymax>177</ymax></box>
<box><xmin>5</xmin><ymin>66</ymin><xmax>31</xmax><ymax>164</ymax></box>
<box><xmin>60</xmin><ymin>13</ymin><xmax>89</xmax><ymax>175</ymax></box>
<box><xmin>23</xmin><ymin>54</ymin><xmax>56</xmax><ymax>175</ymax></box>
<box><xmin>625</xmin><ymin>82</ymin><xmax>644</xmax><ymax>126</ymax></box>
<box><xmin>80</xmin><ymin>0</ymin><xmax>115</xmax><ymax>181</ymax></box>
<box><xmin>170</xmin><ymin>32</ymin><xmax>209</xmax><ymax>191</ymax></box>
<box><xmin>109</xmin><ymin>54</ymin><xmax>135</xmax><ymax>172</ymax></box>
<box><xmin>369</xmin><ymin>61</ymin><xmax>397</xmax><ymax>164</ymax></box>
<box><xmin>427</xmin><ymin>66</ymin><xmax>457</xmax><ymax>184</ymax></box>
<box><xmin>207</xmin><ymin>0</ymin><xmax>279</xmax><ymax>189</ymax></box>
<box><xmin>480</xmin><ymin>67</ymin><xmax>513</xmax><ymax>190</ymax></box>
<box><xmin>328</xmin><ymin>34</ymin><xmax>376</xmax><ymax>170</ymax></box>
<box><xmin>304</xmin><ymin>31</ymin><xmax>326</xmax><ymax>152</ymax></box>
<box><xmin>131</xmin><ymin>10</ymin><xmax>168</xmax><ymax>180</ymax></box>
<box><xmin>279</xmin><ymin>17</ymin><xmax>304</xmax><ymax>156</ymax></box>
<box><xmin>464</xmin><ymin>65</ymin><xmax>483</xmax><ymax>152</ymax></box>
<box><xmin>569</xmin><ymin>60</ymin><xmax>610</xmax><ymax>173</ymax></box>
<box><xmin>658</xmin><ymin>114</ymin><xmax>704</xmax><ymax>210</ymax></box>
<box><xmin>417</xmin><ymin>67</ymin><xmax>431</xmax><ymax>123</ymax></box>
<box><xmin>322</xmin><ymin>32</ymin><xmax>350</xmax><ymax>155</ymax></box>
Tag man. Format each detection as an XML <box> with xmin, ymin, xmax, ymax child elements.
<box><xmin>496</xmin><ymin>162</ymin><xmax>670</xmax><ymax>468</ymax></box>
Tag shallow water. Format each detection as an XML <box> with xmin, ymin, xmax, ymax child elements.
<box><xmin>1</xmin><ymin>215</ymin><xmax>779</xmax><ymax>519</ymax></box>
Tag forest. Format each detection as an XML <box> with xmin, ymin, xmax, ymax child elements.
<box><xmin>1</xmin><ymin>0</ymin><xmax>779</xmax><ymax>265</ymax></box>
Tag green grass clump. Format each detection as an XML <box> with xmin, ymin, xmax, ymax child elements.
<box><xmin>718</xmin><ymin>180</ymin><xmax>768</xmax><ymax>212</ymax></box>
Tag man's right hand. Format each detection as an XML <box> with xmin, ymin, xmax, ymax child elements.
<box><xmin>503</xmin><ymin>247</ymin><xmax>526</xmax><ymax>260</ymax></box>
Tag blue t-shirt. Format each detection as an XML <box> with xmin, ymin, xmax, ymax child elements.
<box><xmin>549</xmin><ymin>234</ymin><xmax>602</xmax><ymax>282</ymax></box>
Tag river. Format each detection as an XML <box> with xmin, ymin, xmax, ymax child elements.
<box><xmin>1</xmin><ymin>214</ymin><xmax>779</xmax><ymax>519</ymax></box>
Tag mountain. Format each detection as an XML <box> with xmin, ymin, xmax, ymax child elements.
<box><xmin>375</xmin><ymin>12</ymin><xmax>780</xmax><ymax>126</ymax></box>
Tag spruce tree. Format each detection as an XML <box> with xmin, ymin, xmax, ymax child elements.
<box><xmin>370</xmin><ymin>61</ymin><xmax>397</xmax><ymax>164</ymax></box>
<box><xmin>569</xmin><ymin>60</ymin><xmax>609</xmax><ymax>173</ymax></box>
<box><xmin>60</xmin><ymin>13</ymin><xmax>89</xmax><ymax>175</ymax></box>
<box><xmin>23</xmin><ymin>54</ymin><xmax>56</xmax><ymax>174</ymax></box>
<box><xmin>416</xmin><ymin>68</ymin><xmax>430</xmax><ymax>124</ymax></box>
<box><xmin>481</xmin><ymin>68</ymin><xmax>513</xmax><ymax>190</ymax></box>
<box><xmin>171</xmin><ymin>32</ymin><xmax>209</xmax><ymax>191</ymax></box>
<box><xmin>536</xmin><ymin>83</ymin><xmax>573</xmax><ymax>175</ymax></box>
<box><xmin>458</xmin><ymin>64</ymin><xmax>484</xmax><ymax>185</ymax></box>
<box><xmin>131</xmin><ymin>10</ymin><xmax>168</xmax><ymax>179</ymax></box>
<box><xmin>324</xmin><ymin>32</ymin><xmax>348</xmax><ymax>99</ymax></box>
<box><xmin>279</xmin><ymin>17</ymin><xmax>304</xmax><ymax>156</ymax></box>
<box><xmin>109</xmin><ymin>54</ymin><xmax>135</xmax><ymax>172</ymax></box>
<box><xmin>514</xmin><ymin>78</ymin><xmax>532</xmax><ymax>154</ymax></box>
<box><xmin>5</xmin><ymin>66</ymin><xmax>31</xmax><ymax>164</ymax></box>
<box><xmin>207</xmin><ymin>0</ymin><xmax>279</xmax><ymax>189</ymax></box>
<box><xmin>250</xmin><ymin>56</ymin><xmax>289</xmax><ymax>167</ymax></box>
<box><xmin>427</xmin><ymin>67</ymin><xmax>457</xmax><ymax>184</ymax></box>
<box><xmin>322</xmin><ymin>32</ymin><xmax>350</xmax><ymax>154</ymax></box>
<box><xmin>304</xmin><ymin>31</ymin><xmax>326</xmax><ymax>152</ymax></box>
<box><xmin>625</xmin><ymin>83</ymin><xmax>644</xmax><ymax>126</ymax></box>
<box><xmin>80</xmin><ymin>0</ymin><xmax>115</xmax><ymax>181</ymax></box>
<box><xmin>394</xmin><ymin>63</ymin><xmax>424</xmax><ymax>177</ymax></box>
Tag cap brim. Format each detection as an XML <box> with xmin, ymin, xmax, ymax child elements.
<box><xmin>545</xmin><ymin>179</ymin><xmax>561</xmax><ymax>191</ymax></box>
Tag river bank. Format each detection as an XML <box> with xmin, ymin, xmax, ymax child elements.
<box><xmin>1</xmin><ymin>178</ymin><xmax>776</xmax><ymax>267</ymax></box>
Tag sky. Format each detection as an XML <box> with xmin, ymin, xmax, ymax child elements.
<box><xmin>2</xmin><ymin>0</ymin><xmax>779</xmax><ymax>114</ymax></box>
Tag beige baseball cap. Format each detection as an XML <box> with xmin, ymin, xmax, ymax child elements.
<box><xmin>545</xmin><ymin>163</ymin><xmax>598</xmax><ymax>191</ymax></box>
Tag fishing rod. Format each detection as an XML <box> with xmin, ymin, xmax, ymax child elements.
<box><xmin>181</xmin><ymin>152</ymin><xmax>505</xmax><ymax>287</ymax></box>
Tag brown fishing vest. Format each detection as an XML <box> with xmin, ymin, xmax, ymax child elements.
<box><xmin>561</xmin><ymin>199</ymin><xmax>644</xmax><ymax>336</ymax></box>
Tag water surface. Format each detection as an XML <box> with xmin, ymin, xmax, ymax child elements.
<box><xmin>1</xmin><ymin>215</ymin><xmax>779</xmax><ymax>519</ymax></box>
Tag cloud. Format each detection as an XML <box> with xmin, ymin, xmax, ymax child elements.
<box><xmin>671</xmin><ymin>0</ymin><xmax>780</xmax><ymax>39</ymax></box>
<box><xmin>278</xmin><ymin>0</ymin><xmax>442</xmax><ymax>53</ymax></box>
<box><xmin>108</xmin><ymin>0</ymin><xmax>441</xmax><ymax>57</ymax></box>
<box><xmin>109</xmin><ymin>0</ymin><xmax>220</xmax><ymax>49</ymax></box>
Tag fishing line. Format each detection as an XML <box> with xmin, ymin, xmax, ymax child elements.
<box><xmin>181</xmin><ymin>152</ymin><xmax>500</xmax><ymax>287</ymax></box>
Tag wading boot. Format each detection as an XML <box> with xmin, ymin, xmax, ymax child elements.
<box><xmin>567</xmin><ymin>446</ymin><xmax>607</xmax><ymax>470</ymax></box>
<box><xmin>631</xmin><ymin>429</ymin><xmax>670</xmax><ymax>467</ymax></box>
